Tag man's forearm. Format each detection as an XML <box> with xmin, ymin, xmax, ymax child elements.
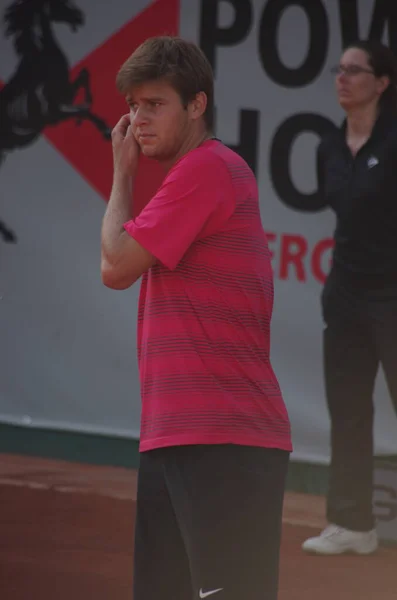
<box><xmin>101</xmin><ymin>173</ymin><xmax>134</xmax><ymax>266</ymax></box>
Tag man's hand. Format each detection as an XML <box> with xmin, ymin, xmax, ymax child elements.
<box><xmin>101</xmin><ymin>113</ymin><xmax>155</xmax><ymax>290</ymax></box>
<box><xmin>112</xmin><ymin>114</ymin><xmax>140</xmax><ymax>178</ymax></box>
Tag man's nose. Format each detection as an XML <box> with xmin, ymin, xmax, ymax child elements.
<box><xmin>131</xmin><ymin>106</ymin><xmax>149</xmax><ymax>126</ymax></box>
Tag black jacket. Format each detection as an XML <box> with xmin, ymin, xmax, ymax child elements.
<box><xmin>318</xmin><ymin>110</ymin><xmax>397</xmax><ymax>280</ymax></box>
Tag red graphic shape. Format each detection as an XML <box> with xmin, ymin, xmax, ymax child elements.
<box><xmin>45</xmin><ymin>0</ymin><xmax>179</xmax><ymax>214</ymax></box>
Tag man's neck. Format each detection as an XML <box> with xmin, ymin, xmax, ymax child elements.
<box><xmin>161</xmin><ymin>127</ymin><xmax>212</xmax><ymax>172</ymax></box>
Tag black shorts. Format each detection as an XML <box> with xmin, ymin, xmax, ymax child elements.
<box><xmin>133</xmin><ymin>444</ymin><xmax>289</xmax><ymax>600</ymax></box>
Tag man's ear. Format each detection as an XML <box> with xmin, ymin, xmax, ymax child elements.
<box><xmin>189</xmin><ymin>92</ymin><xmax>207</xmax><ymax>121</ymax></box>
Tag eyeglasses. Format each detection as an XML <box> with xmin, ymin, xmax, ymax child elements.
<box><xmin>330</xmin><ymin>65</ymin><xmax>374</xmax><ymax>76</ymax></box>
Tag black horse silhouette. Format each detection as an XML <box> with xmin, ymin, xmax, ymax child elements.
<box><xmin>0</xmin><ymin>0</ymin><xmax>113</xmax><ymax>242</ymax></box>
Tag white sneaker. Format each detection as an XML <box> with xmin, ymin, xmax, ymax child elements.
<box><xmin>302</xmin><ymin>524</ymin><xmax>378</xmax><ymax>555</ymax></box>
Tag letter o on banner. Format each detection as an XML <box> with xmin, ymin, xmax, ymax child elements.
<box><xmin>259</xmin><ymin>0</ymin><xmax>329</xmax><ymax>87</ymax></box>
<box><xmin>270</xmin><ymin>113</ymin><xmax>337</xmax><ymax>212</ymax></box>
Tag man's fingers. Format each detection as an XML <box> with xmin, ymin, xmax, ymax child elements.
<box><xmin>112</xmin><ymin>114</ymin><xmax>131</xmax><ymax>139</ymax></box>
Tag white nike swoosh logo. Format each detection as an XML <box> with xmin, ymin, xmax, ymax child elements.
<box><xmin>199</xmin><ymin>588</ymin><xmax>223</xmax><ymax>598</ymax></box>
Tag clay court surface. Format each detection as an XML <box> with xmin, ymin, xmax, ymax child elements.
<box><xmin>1</xmin><ymin>454</ymin><xmax>396</xmax><ymax>599</ymax></box>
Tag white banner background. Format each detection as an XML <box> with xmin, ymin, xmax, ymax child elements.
<box><xmin>1</xmin><ymin>0</ymin><xmax>397</xmax><ymax>462</ymax></box>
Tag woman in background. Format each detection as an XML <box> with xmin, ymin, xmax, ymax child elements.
<box><xmin>303</xmin><ymin>40</ymin><xmax>397</xmax><ymax>555</ymax></box>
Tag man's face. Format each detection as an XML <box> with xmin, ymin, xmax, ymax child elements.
<box><xmin>126</xmin><ymin>79</ymin><xmax>191</xmax><ymax>162</ymax></box>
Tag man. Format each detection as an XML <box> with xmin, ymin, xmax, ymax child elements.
<box><xmin>101</xmin><ymin>35</ymin><xmax>292</xmax><ymax>600</ymax></box>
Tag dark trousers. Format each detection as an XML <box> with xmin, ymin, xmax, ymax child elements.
<box><xmin>133</xmin><ymin>444</ymin><xmax>289</xmax><ymax>600</ymax></box>
<box><xmin>322</xmin><ymin>267</ymin><xmax>397</xmax><ymax>531</ymax></box>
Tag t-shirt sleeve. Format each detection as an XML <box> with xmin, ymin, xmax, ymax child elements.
<box><xmin>123</xmin><ymin>150</ymin><xmax>235</xmax><ymax>270</ymax></box>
